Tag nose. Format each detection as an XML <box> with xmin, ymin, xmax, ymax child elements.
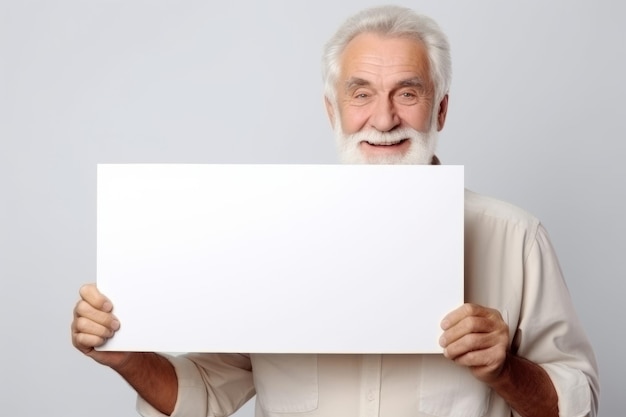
<box><xmin>370</xmin><ymin>97</ymin><xmax>400</xmax><ymax>132</ymax></box>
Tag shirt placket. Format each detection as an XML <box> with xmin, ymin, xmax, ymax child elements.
<box><xmin>360</xmin><ymin>355</ymin><xmax>382</xmax><ymax>417</ymax></box>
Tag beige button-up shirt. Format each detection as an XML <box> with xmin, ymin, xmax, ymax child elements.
<box><xmin>138</xmin><ymin>190</ymin><xmax>599</xmax><ymax>417</ymax></box>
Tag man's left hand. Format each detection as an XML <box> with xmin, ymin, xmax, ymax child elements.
<box><xmin>439</xmin><ymin>303</ymin><xmax>510</xmax><ymax>384</ymax></box>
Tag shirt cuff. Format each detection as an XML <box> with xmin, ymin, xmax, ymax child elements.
<box><xmin>541</xmin><ymin>362</ymin><xmax>592</xmax><ymax>417</ymax></box>
<box><xmin>136</xmin><ymin>354</ymin><xmax>208</xmax><ymax>417</ymax></box>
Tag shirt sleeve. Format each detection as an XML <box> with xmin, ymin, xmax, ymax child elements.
<box><xmin>136</xmin><ymin>353</ymin><xmax>255</xmax><ymax>417</ymax></box>
<box><xmin>517</xmin><ymin>224</ymin><xmax>599</xmax><ymax>417</ymax></box>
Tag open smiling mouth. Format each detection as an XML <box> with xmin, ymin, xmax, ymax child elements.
<box><xmin>364</xmin><ymin>138</ymin><xmax>409</xmax><ymax>147</ymax></box>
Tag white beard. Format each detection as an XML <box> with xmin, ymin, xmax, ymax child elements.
<box><xmin>334</xmin><ymin>124</ymin><xmax>438</xmax><ymax>165</ymax></box>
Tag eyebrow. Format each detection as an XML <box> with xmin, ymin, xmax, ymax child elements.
<box><xmin>397</xmin><ymin>77</ymin><xmax>426</xmax><ymax>88</ymax></box>
<box><xmin>344</xmin><ymin>77</ymin><xmax>371</xmax><ymax>91</ymax></box>
<box><xmin>344</xmin><ymin>76</ymin><xmax>426</xmax><ymax>92</ymax></box>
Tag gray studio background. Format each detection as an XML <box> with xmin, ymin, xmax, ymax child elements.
<box><xmin>1</xmin><ymin>1</ymin><xmax>624</xmax><ymax>416</ymax></box>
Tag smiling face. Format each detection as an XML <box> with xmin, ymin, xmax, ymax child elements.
<box><xmin>327</xmin><ymin>32</ymin><xmax>447</xmax><ymax>164</ymax></box>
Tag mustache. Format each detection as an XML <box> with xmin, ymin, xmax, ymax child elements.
<box><xmin>343</xmin><ymin>127</ymin><xmax>428</xmax><ymax>146</ymax></box>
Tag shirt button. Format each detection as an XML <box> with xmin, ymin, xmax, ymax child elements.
<box><xmin>367</xmin><ymin>391</ymin><xmax>375</xmax><ymax>401</ymax></box>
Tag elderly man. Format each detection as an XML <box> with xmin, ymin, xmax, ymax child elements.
<box><xmin>71</xmin><ymin>5</ymin><xmax>599</xmax><ymax>417</ymax></box>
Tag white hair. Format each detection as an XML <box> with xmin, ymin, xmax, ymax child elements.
<box><xmin>322</xmin><ymin>5</ymin><xmax>452</xmax><ymax>105</ymax></box>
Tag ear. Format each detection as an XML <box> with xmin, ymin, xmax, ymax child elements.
<box><xmin>436</xmin><ymin>94</ymin><xmax>449</xmax><ymax>131</ymax></box>
<box><xmin>324</xmin><ymin>96</ymin><xmax>336</xmax><ymax>127</ymax></box>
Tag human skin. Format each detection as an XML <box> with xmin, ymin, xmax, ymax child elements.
<box><xmin>440</xmin><ymin>303</ymin><xmax>559</xmax><ymax>417</ymax></box>
<box><xmin>327</xmin><ymin>32</ymin><xmax>558</xmax><ymax>417</ymax></box>
<box><xmin>71</xmin><ymin>284</ymin><xmax>178</xmax><ymax>415</ymax></box>
<box><xmin>324</xmin><ymin>32</ymin><xmax>448</xmax><ymax>160</ymax></box>
<box><xmin>71</xmin><ymin>31</ymin><xmax>559</xmax><ymax>417</ymax></box>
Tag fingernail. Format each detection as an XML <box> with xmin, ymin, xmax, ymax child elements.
<box><xmin>111</xmin><ymin>319</ymin><xmax>120</xmax><ymax>331</ymax></box>
<box><xmin>439</xmin><ymin>335</ymin><xmax>446</xmax><ymax>347</ymax></box>
<box><xmin>103</xmin><ymin>301</ymin><xmax>113</xmax><ymax>312</ymax></box>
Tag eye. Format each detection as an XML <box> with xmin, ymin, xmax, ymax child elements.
<box><xmin>396</xmin><ymin>90</ymin><xmax>419</xmax><ymax>104</ymax></box>
<box><xmin>348</xmin><ymin>89</ymin><xmax>373</xmax><ymax>106</ymax></box>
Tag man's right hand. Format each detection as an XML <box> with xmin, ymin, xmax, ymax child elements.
<box><xmin>71</xmin><ymin>283</ymin><xmax>178</xmax><ymax>414</ymax></box>
<box><xmin>71</xmin><ymin>283</ymin><xmax>130</xmax><ymax>369</ymax></box>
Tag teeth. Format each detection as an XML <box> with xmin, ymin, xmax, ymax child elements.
<box><xmin>368</xmin><ymin>139</ymin><xmax>404</xmax><ymax>146</ymax></box>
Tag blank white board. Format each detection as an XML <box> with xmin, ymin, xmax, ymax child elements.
<box><xmin>97</xmin><ymin>164</ymin><xmax>464</xmax><ymax>353</ymax></box>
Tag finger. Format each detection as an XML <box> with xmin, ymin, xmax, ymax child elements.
<box><xmin>72</xmin><ymin>331</ymin><xmax>108</xmax><ymax>354</ymax></box>
<box><xmin>440</xmin><ymin>314</ymin><xmax>502</xmax><ymax>347</ymax></box>
<box><xmin>79</xmin><ymin>283</ymin><xmax>113</xmax><ymax>312</ymax></box>
<box><xmin>451</xmin><ymin>345</ymin><xmax>506</xmax><ymax>368</ymax></box>
<box><xmin>448</xmin><ymin>346</ymin><xmax>508</xmax><ymax>382</ymax></box>
<box><xmin>74</xmin><ymin>299</ymin><xmax>120</xmax><ymax>331</ymax></box>
<box><xmin>442</xmin><ymin>330</ymin><xmax>506</xmax><ymax>359</ymax></box>
<box><xmin>73</xmin><ymin>316</ymin><xmax>117</xmax><ymax>340</ymax></box>
<box><xmin>441</xmin><ymin>303</ymin><xmax>494</xmax><ymax>330</ymax></box>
